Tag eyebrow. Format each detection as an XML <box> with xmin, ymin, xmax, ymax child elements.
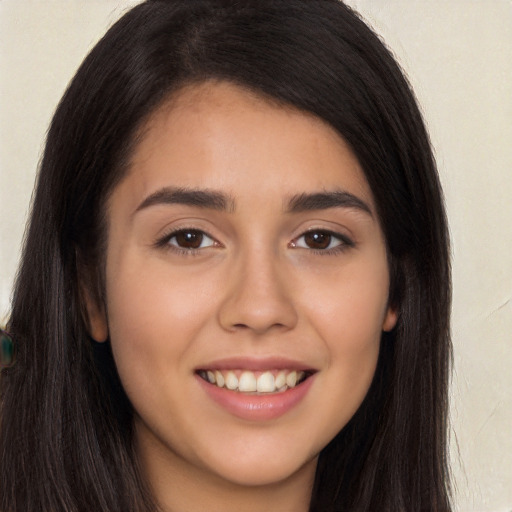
<box><xmin>286</xmin><ymin>191</ymin><xmax>372</xmax><ymax>216</ymax></box>
<box><xmin>135</xmin><ymin>187</ymin><xmax>235</xmax><ymax>213</ymax></box>
<box><xmin>135</xmin><ymin>186</ymin><xmax>372</xmax><ymax>217</ymax></box>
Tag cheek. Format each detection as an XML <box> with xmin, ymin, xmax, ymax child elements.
<box><xmin>300</xmin><ymin>255</ymin><xmax>390</xmax><ymax>346</ymax></box>
<box><xmin>104</xmin><ymin>256</ymin><xmax>220</xmax><ymax>394</ymax></box>
<box><xmin>296</xmin><ymin>256</ymin><xmax>389</xmax><ymax>414</ymax></box>
<box><xmin>107</xmin><ymin>254</ymin><xmax>219</xmax><ymax>334</ymax></box>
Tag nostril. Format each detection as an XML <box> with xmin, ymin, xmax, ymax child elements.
<box><xmin>231</xmin><ymin>322</ymin><xmax>289</xmax><ymax>334</ymax></box>
<box><xmin>232</xmin><ymin>323</ymin><xmax>249</xmax><ymax>329</ymax></box>
<box><xmin>218</xmin><ymin>280</ymin><xmax>299</xmax><ymax>333</ymax></box>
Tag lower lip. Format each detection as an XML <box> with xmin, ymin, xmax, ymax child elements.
<box><xmin>196</xmin><ymin>373</ymin><xmax>315</xmax><ymax>421</ymax></box>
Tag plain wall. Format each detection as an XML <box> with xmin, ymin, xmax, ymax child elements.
<box><xmin>1</xmin><ymin>1</ymin><xmax>511</xmax><ymax>510</ymax></box>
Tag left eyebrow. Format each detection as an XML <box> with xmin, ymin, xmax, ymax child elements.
<box><xmin>285</xmin><ymin>190</ymin><xmax>373</xmax><ymax>216</ymax></box>
<box><xmin>134</xmin><ymin>186</ymin><xmax>235</xmax><ymax>214</ymax></box>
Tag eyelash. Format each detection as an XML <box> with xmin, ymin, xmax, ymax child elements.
<box><xmin>290</xmin><ymin>229</ymin><xmax>355</xmax><ymax>256</ymax></box>
<box><xmin>154</xmin><ymin>227</ymin><xmax>219</xmax><ymax>256</ymax></box>
<box><xmin>154</xmin><ymin>228</ymin><xmax>354</xmax><ymax>256</ymax></box>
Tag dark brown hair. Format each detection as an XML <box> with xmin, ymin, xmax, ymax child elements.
<box><xmin>1</xmin><ymin>1</ymin><xmax>451</xmax><ymax>510</ymax></box>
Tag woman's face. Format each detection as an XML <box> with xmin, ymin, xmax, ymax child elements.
<box><xmin>87</xmin><ymin>81</ymin><xmax>396</xmax><ymax>495</ymax></box>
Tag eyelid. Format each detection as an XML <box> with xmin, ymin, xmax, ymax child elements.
<box><xmin>153</xmin><ymin>225</ymin><xmax>354</xmax><ymax>256</ymax></box>
<box><xmin>154</xmin><ymin>227</ymin><xmax>220</xmax><ymax>251</ymax></box>
<box><xmin>290</xmin><ymin>228</ymin><xmax>355</xmax><ymax>252</ymax></box>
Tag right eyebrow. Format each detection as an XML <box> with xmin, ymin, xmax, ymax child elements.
<box><xmin>134</xmin><ymin>186</ymin><xmax>236</xmax><ymax>214</ymax></box>
<box><xmin>285</xmin><ymin>190</ymin><xmax>373</xmax><ymax>216</ymax></box>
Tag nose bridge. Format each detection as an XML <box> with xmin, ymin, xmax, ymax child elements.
<box><xmin>218</xmin><ymin>242</ymin><xmax>298</xmax><ymax>334</ymax></box>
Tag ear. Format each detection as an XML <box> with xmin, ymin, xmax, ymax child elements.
<box><xmin>81</xmin><ymin>285</ymin><xmax>108</xmax><ymax>342</ymax></box>
<box><xmin>76</xmin><ymin>248</ymin><xmax>108</xmax><ymax>342</ymax></box>
<box><xmin>382</xmin><ymin>306</ymin><xmax>398</xmax><ymax>332</ymax></box>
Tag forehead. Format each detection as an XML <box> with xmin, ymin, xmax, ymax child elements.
<box><xmin>115</xmin><ymin>80</ymin><xmax>374</xmax><ymax>212</ymax></box>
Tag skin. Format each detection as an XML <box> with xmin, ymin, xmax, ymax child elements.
<box><xmin>86</xmin><ymin>81</ymin><xmax>397</xmax><ymax>512</ymax></box>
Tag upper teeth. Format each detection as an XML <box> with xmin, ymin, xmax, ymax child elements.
<box><xmin>199</xmin><ymin>369</ymin><xmax>306</xmax><ymax>394</ymax></box>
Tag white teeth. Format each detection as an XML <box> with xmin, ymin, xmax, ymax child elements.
<box><xmin>256</xmin><ymin>371</ymin><xmax>275</xmax><ymax>393</ymax></box>
<box><xmin>286</xmin><ymin>371</ymin><xmax>297</xmax><ymax>388</ymax></box>
<box><xmin>214</xmin><ymin>370</ymin><xmax>225</xmax><ymax>387</ymax></box>
<box><xmin>200</xmin><ymin>368</ymin><xmax>309</xmax><ymax>394</ymax></box>
<box><xmin>274</xmin><ymin>371</ymin><xmax>286</xmax><ymax>389</ymax></box>
<box><xmin>225</xmin><ymin>371</ymin><xmax>238</xmax><ymax>390</ymax></box>
<box><xmin>239</xmin><ymin>371</ymin><xmax>257</xmax><ymax>392</ymax></box>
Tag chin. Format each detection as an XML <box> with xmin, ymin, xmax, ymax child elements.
<box><xmin>199</xmin><ymin>444</ymin><xmax>319</xmax><ymax>488</ymax></box>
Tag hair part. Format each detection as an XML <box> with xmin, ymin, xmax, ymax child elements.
<box><xmin>1</xmin><ymin>1</ymin><xmax>451</xmax><ymax>511</ymax></box>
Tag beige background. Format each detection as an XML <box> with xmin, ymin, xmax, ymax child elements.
<box><xmin>1</xmin><ymin>1</ymin><xmax>511</xmax><ymax>510</ymax></box>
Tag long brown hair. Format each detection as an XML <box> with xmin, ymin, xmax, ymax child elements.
<box><xmin>1</xmin><ymin>1</ymin><xmax>451</xmax><ymax>510</ymax></box>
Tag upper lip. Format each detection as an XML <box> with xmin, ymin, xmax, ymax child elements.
<box><xmin>195</xmin><ymin>356</ymin><xmax>317</xmax><ymax>372</ymax></box>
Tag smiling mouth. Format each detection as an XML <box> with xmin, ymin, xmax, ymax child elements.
<box><xmin>196</xmin><ymin>369</ymin><xmax>313</xmax><ymax>394</ymax></box>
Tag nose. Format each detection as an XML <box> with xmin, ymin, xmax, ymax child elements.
<box><xmin>218</xmin><ymin>249</ymin><xmax>298</xmax><ymax>335</ymax></box>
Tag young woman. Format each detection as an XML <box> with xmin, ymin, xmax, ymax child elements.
<box><xmin>0</xmin><ymin>1</ymin><xmax>452</xmax><ymax>511</ymax></box>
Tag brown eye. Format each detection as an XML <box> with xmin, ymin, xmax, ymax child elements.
<box><xmin>292</xmin><ymin>229</ymin><xmax>353</xmax><ymax>253</ymax></box>
<box><xmin>169</xmin><ymin>229</ymin><xmax>215</xmax><ymax>250</ymax></box>
<box><xmin>303</xmin><ymin>231</ymin><xmax>332</xmax><ymax>249</ymax></box>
